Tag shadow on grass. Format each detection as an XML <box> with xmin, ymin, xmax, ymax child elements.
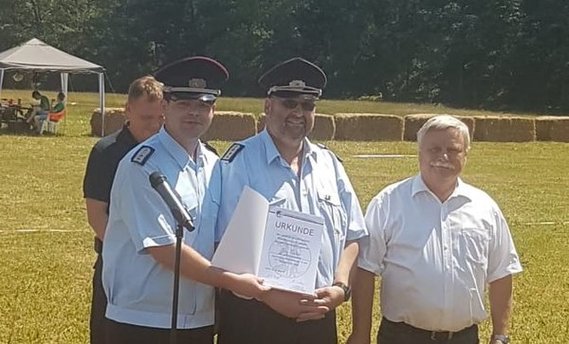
<box><xmin>0</xmin><ymin>126</ymin><xmax>65</xmax><ymax>137</ymax></box>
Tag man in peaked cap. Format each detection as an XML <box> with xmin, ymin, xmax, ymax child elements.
<box><xmin>211</xmin><ymin>57</ymin><xmax>368</xmax><ymax>344</ymax></box>
<box><xmin>102</xmin><ymin>57</ymin><xmax>268</xmax><ymax>344</ymax></box>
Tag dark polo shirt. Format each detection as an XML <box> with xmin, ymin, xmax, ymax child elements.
<box><xmin>83</xmin><ymin>125</ymin><xmax>139</xmax><ymax>252</ymax></box>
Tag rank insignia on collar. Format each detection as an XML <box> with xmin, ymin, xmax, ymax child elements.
<box><xmin>203</xmin><ymin>141</ymin><xmax>219</xmax><ymax>156</ymax></box>
<box><xmin>221</xmin><ymin>143</ymin><xmax>244</xmax><ymax>162</ymax></box>
<box><xmin>131</xmin><ymin>146</ymin><xmax>154</xmax><ymax>165</ymax></box>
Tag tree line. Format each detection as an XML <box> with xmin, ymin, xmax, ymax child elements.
<box><xmin>1</xmin><ymin>0</ymin><xmax>568</xmax><ymax>113</ymax></box>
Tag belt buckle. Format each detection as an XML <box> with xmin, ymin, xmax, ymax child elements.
<box><xmin>430</xmin><ymin>331</ymin><xmax>453</xmax><ymax>341</ymax></box>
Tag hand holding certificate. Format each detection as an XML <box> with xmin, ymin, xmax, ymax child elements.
<box><xmin>212</xmin><ymin>186</ymin><xmax>324</xmax><ymax>294</ymax></box>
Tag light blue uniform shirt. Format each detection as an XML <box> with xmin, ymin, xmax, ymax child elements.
<box><xmin>212</xmin><ymin>130</ymin><xmax>367</xmax><ymax>288</ymax></box>
<box><xmin>102</xmin><ymin>127</ymin><xmax>218</xmax><ymax>329</ymax></box>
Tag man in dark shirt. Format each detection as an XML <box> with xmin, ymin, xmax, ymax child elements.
<box><xmin>83</xmin><ymin>75</ymin><xmax>164</xmax><ymax>344</ymax></box>
<box><xmin>27</xmin><ymin>90</ymin><xmax>51</xmax><ymax>130</ymax></box>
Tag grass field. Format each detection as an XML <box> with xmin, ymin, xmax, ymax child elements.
<box><xmin>0</xmin><ymin>90</ymin><xmax>567</xmax><ymax>343</ymax></box>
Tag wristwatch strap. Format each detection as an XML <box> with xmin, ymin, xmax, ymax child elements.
<box><xmin>492</xmin><ymin>334</ymin><xmax>510</xmax><ymax>343</ymax></box>
<box><xmin>332</xmin><ymin>282</ymin><xmax>351</xmax><ymax>302</ymax></box>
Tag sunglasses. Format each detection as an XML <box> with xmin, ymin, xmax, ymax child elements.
<box><xmin>275</xmin><ymin>97</ymin><xmax>317</xmax><ymax>111</ymax></box>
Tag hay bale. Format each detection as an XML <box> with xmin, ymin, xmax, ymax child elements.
<box><xmin>90</xmin><ymin>108</ymin><xmax>126</xmax><ymax>137</ymax></box>
<box><xmin>334</xmin><ymin>113</ymin><xmax>403</xmax><ymax>141</ymax></box>
<box><xmin>535</xmin><ymin>116</ymin><xmax>569</xmax><ymax>142</ymax></box>
<box><xmin>257</xmin><ymin>114</ymin><xmax>266</xmax><ymax>133</ymax></box>
<box><xmin>403</xmin><ymin>114</ymin><xmax>475</xmax><ymax>141</ymax></box>
<box><xmin>310</xmin><ymin>113</ymin><xmax>335</xmax><ymax>141</ymax></box>
<box><xmin>473</xmin><ymin>116</ymin><xmax>535</xmax><ymax>142</ymax></box>
<box><xmin>255</xmin><ymin>113</ymin><xmax>335</xmax><ymax>141</ymax></box>
<box><xmin>202</xmin><ymin>111</ymin><xmax>256</xmax><ymax>141</ymax></box>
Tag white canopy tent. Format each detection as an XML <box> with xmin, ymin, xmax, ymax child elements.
<box><xmin>0</xmin><ymin>38</ymin><xmax>106</xmax><ymax>133</ymax></box>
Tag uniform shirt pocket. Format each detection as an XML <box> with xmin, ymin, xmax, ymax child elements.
<box><xmin>179</xmin><ymin>195</ymin><xmax>199</xmax><ymax>245</ymax></box>
<box><xmin>452</xmin><ymin>227</ymin><xmax>490</xmax><ymax>267</ymax></box>
<box><xmin>317</xmin><ymin>190</ymin><xmax>347</xmax><ymax>243</ymax></box>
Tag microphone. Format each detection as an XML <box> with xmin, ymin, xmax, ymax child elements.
<box><xmin>149</xmin><ymin>171</ymin><xmax>195</xmax><ymax>232</ymax></box>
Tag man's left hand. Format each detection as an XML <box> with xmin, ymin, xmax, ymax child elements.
<box><xmin>296</xmin><ymin>285</ymin><xmax>344</xmax><ymax>322</ymax></box>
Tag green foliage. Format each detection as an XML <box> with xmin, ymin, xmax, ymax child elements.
<box><xmin>2</xmin><ymin>0</ymin><xmax>569</xmax><ymax>112</ymax></box>
<box><xmin>0</xmin><ymin>91</ymin><xmax>568</xmax><ymax>343</ymax></box>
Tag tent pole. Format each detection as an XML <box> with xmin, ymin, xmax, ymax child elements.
<box><xmin>60</xmin><ymin>73</ymin><xmax>69</xmax><ymax>104</ymax></box>
<box><xmin>0</xmin><ymin>69</ymin><xmax>4</xmax><ymax>100</ymax></box>
<box><xmin>98</xmin><ymin>73</ymin><xmax>105</xmax><ymax>136</ymax></box>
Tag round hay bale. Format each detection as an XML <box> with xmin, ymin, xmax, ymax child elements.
<box><xmin>255</xmin><ymin>113</ymin><xmax>335</xmax><ymax>141</ymax></box>
<box><xmin>202</xmin><ymin>111</ymin><xmax>256</xmax><ymax>141</ymax></box>
<box><xmin>90</xmin><ymin>108</ymin><xmax>126</xmax><ymax>137</ymax></box>
<box><xmin>403</xmin><ymin>114</ymin><xmax>475</xmax><ymax>141</ymax></box>
<box><xmin>334</xmin><ymin>114</ymin><xmax>403</xmax><ymax>141</ymax></box>
<box><xmin>535</xmin><ymin>116</ymin><xmax>569</xmax><ymax>142</ymax></box>
<box><xmin>473</xmin><ymin>116</ymin><xmax>535</xmax><ymax>142</ymax></box>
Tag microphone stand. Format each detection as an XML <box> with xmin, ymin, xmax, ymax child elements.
<box><xmin>170</xmin><ymin>219</ymin><xmax>193</xmax><ymax>344</ymax></box>
<box><xmin>148</xmin><ymin>171</ymin><xmax>194</xmax><ymax>344</ymax></box>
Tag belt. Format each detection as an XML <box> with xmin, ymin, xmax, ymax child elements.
<box><xmin>381</xmin><ymin>317</ymin><xmax>477</xmax><ymax>342</ymax></box>
<box><xmin>94</xmin><ymin>237</ymin><xmax>103</xmax><ymax>254</ymax></box>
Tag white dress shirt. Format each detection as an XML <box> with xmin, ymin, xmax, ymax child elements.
<box><xmin>358</xmin><ymin>175</ymin><xmax>522</xmax><ymax>332</ymax></box>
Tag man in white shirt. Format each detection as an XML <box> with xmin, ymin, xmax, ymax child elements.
<box><xmin>348</xmin><ymin>115</ymin><xmax>522</xmax><ymax>344</ymax></box>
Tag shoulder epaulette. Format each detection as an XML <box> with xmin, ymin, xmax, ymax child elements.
<box><xmin>203</xmin><ymin>141</ymin><xmax>219</xmax><ymax>156</ymax></box>
<box><xmin>221</xmin><ymin>143</ymin><xmax>244</xmax><ymax>162</ymax></box>
<box><xmin>316</xmin><ymin>143</ymin><xmax>343</xmax><ymax>162</ymax></box>
<box><xmin>131</xmin><ymin>145</ymin><xmax>154</xmax><ymax>165</ymax></box>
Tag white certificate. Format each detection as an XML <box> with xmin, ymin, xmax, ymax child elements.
<box><xmin>257</xmin><ymin>208</ymin><xmax>324</xmax><ymax>294</ymax></box>
<box><xmin>212</xmin><ymin>186</ymin><xmax>324</xmax><ymax>294</ymax></box>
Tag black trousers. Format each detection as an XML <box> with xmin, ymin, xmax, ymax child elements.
<box><xmin>378</xmin><ymin>318</ymin><xmax>479</xmax><ymax>344</ymax></box>
<box><xmin>91</xmin><ymin>252</ymin><xmax>107</xmax><ymax>344</ymax></box>
<box><xmin>217</xmin><ymin>290</ymin><xmax>337</xmax><ymax>344</ymax></box>
<box><xmin>105</xmin><ymin>319</ymin><xmax>214</xmax><ymax>344</ymax></box>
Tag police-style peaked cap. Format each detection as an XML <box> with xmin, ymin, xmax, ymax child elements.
<box><xmin>258</xmin><ymin>57</ymin><xmax>327</xmax><ymax>98</ymax></box>
<box><xmin>154</xmin><ymin>56</ymin><xmax>229</xmax><ymax>100</ymax></box>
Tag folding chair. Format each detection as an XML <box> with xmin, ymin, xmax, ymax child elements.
<box><xmin>39</xmin><ymin>110</ymin><xmax>65</xmax><ymax>135</ymax></box>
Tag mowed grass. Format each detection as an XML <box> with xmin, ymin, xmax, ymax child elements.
<box><xmin>0</xmin><ymin>90</ymin><xmax>568</xmax><ymax>343</ymax></box>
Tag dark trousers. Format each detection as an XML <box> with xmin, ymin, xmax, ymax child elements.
<box><xmin>91</xmin><ymin>252</ymin><xmax>107</xmax><ymax>344</ymax></box>
<box><xmin>105</xmin><ymin>319</ymin><xmax>214</xmax><ymax>344</ymax></box>
<box><xmin>217</xmin><ymin>290</ymin><xmax>337</xmax><ymax>344</ymax></box>
<box><xmin>378</xmin><ymin>318</ymin><xmax>479</xmax><ymax>344</ymax></box>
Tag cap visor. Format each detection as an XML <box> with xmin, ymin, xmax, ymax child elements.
<box><xmin>170</xmin><ymin>92</ymin><xmax>217</xmax><ymax>102</ymax></box>
<box><xmin>270</xmin><ymin>90</ymin><xmax>320</xmax><ymax>98</ymax></box>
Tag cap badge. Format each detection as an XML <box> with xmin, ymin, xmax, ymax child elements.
<box><xmin>289</xmin><ymin>80</ymin><xmax>306</xmax><ymax>87</ymax></box>
<box><xmin>188</xmin><ymin>78</ymin><xmax>207</xmax><ymax>88</ymax></box>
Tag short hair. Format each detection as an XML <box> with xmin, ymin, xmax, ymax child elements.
<box><xmin>57</xmin><ymin>92</ymin><xmax>65</xmax><ymax>101</ymax></box>
<box><xmin>127</xmin><ymin>76</ymin><xmax>164</xmax><ymax>102</ymax></box>
<box><xmin>32</xmin><ymin>90</ymin><xmax>40</xmax><ymax>97</ymax></box>
<box><xmin>416</xmin><ymin>115</ymin><xmax>471</xmax><ymax>151</ymax></box>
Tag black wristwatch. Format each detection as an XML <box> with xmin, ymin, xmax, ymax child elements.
<box><xmin>492</xmin><ymin>334</ymin><xmax>510</xmax><ymax>343</ymax></box>
<box><xmin>332</xmin><ymin>282</ymin><xmax>351</xmax><ymax>302</ymax></box>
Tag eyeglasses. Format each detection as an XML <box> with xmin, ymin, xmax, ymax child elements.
<box><xmin>275</xmin><ymin>97</ymin><xmax>317</xmax><ymax>111</ymax></box>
